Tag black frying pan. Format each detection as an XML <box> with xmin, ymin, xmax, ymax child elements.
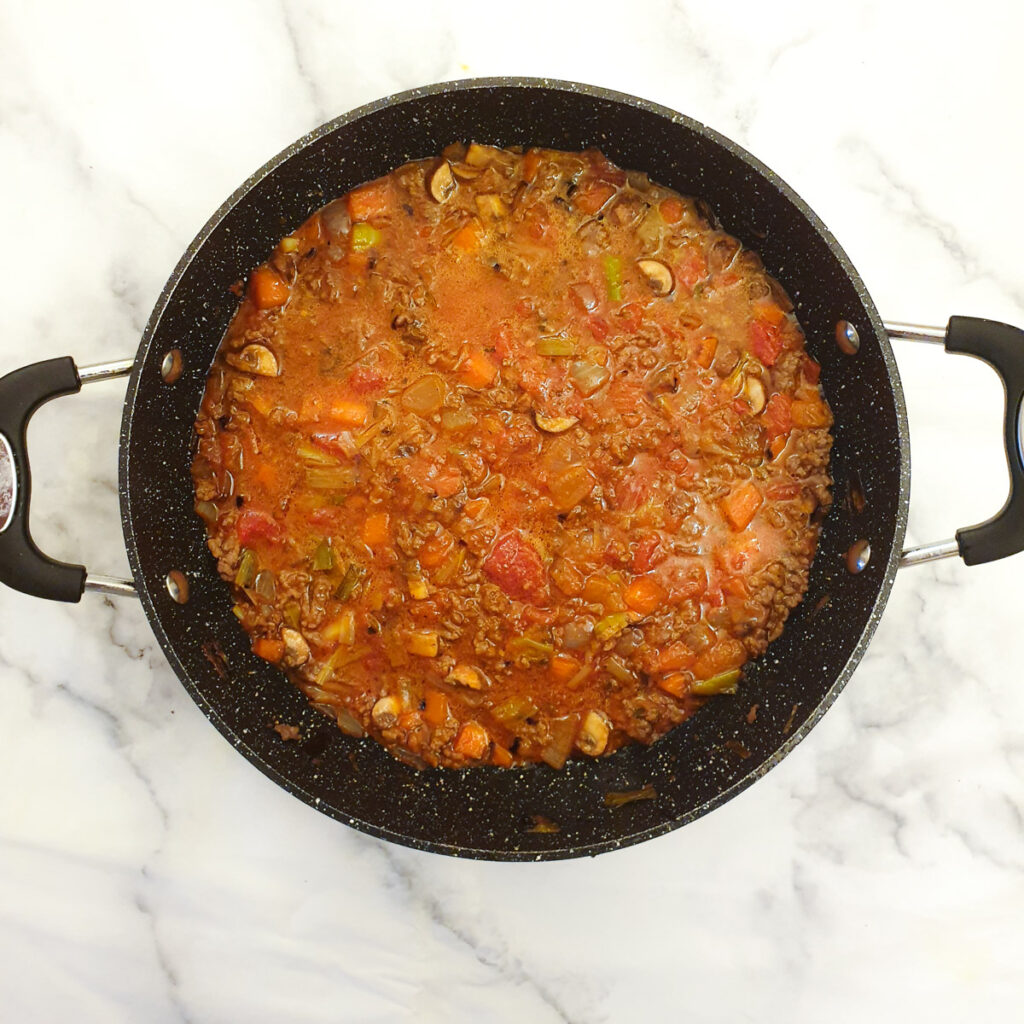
<box><xmin>2</xmin><ymin>79</ymin><xmax>1022</xmax><ymax>860</ymax></box>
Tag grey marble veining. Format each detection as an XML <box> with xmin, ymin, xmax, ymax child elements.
<box><xmin>1</xmin><ymin>0</ymin><xmax>1022</xmax><ymax>1020</ymax></box>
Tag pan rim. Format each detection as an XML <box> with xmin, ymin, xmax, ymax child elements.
<box><xmin>118</xmin><ymin>77</ymin><xmax>911</xmax><ymax>860</ymax></box>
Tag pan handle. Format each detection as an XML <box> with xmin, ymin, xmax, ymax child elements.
<box><xmin>0</xmin><ymin>356</ymin><xmax>137</xmax><ymax>601</ymax></box>
<box><xmin>888</xmin><ymin>316</ymin><xmax>1024</xmax><ymax>567</ymax></box>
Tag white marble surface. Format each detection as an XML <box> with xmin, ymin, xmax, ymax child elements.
<box><xmin>1</xmin><ymin>1</ymin><xmax>1022</xmax><ymax>1020</ymax></box>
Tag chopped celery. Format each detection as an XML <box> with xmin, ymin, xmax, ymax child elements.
<box><xmin>690</xmin><ymin>668</ymin><xmax>741</xmax><ymax>696</ymax></box>
<box><xmin>507</xmin><ymin>637</ymin><xmax>555</xmax><ymax>663</ymax></box>
<box><xmin>305</xmin><ymin>465</ymin><xmax>356</xmax><ymax>491</ymax></box>
<box><xmin>602</xmin><ymin>255</ymin><xmax>623</xmax><ymax>302</ymax></box>
<box><xmin>311</xmin><ymin>539</ymin><xmax>335</xmax><ymax>571</ymax></box>
<box><xmin>235</xmin><ymin>548</ymin><xmax>257</xmax><ymax>588</ymax></box>
<box><xmin>536</xmin><ymin>336</ymin><xmax>575</xmax><ymax>357</ymax></box>
<box><xmin>334</xmin><ymin>563</ymin><xmax>364</xmax><ymax>601</ymax></box>
<box><xmin>296</xmin><ymin>441</ymin><xmax>338</xmax><ymax>465</ymax></box>
<box><xmin>594</xmin><ymin>612</ymin><xmax>630</xmax><ymax>642</ymax></box>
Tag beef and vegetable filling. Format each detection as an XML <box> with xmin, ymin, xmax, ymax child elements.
<box><xmin>192</xmin><ymin>144</ymin><xmax>833</xmax><ymax>769</ymax></box>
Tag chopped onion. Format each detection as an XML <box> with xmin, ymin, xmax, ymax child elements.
<box><xmin>570</xmin><ymin>360</ymin><xmax>610</xmax><ymax>397</ymax></box>
<box><xmin>401</xmin><ymin>374</ymin><xmax>447</xmax><ymax>416</ymax></box>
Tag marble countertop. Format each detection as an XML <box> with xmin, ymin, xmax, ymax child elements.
<box><xmin>2</xmin><ymin>1</ymin><xmax>1022</xmax><ymax>1020</ymax></box>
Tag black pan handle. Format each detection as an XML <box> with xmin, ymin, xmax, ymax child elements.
<box><xmin>944</xmin><ymin>316</ymin><xmax>1024</xmax><ymax>565</ymax></box>
<box><xmin>0</xmin><ymin>356</ymin><xmax>135</xmax><ymax>602</ymax></box>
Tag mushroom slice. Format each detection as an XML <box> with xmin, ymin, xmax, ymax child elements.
<box><xmin>577</xmin><ymin>710</ymin><xmax>612</xmax><ymax>756</ymax></box>
<box><xmin>226</xmin><ymin>344</ymin><xmax>279</xmax><ymax>377</ymax></box>
<box><xmin>372</xmin><ymin>695</ymin><xmax>401</xmax><ymax>729</ymax></box>
<box><xmin>744</xmin><ymin>376</ymin><xmax>766</xmax><ymax>414</ymax></box>
<box><xmin>448</xmin><ymin>664</ymin><xmax>485</xmax><ymax>690</ymax></box>
<box><xmin>280</xmin><ymin>628</ymin><xmax>310</xmax><ymax>667</ymax></box>
<box><xmin>428</xmin><ymin>161</ymin><xmax>457</xmax><ymax>203</ymax></box>
<box><xmin>535</xmin><ymin>412</ymin><xmax>579</xmax><ymax>434</ymax></box>
<box><xmin>637</xmin><ymin>258</ymin><xmax>674</xmax><ymax>296</ymax></box>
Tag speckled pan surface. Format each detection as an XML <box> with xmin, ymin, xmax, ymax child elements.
<box><xmin>119</xmin><ymin>79</ymin><xmax>910</xmax><ymax>860</ymax></box>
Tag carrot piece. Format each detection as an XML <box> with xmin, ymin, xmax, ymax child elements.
<box><xmin>491</xmin><ymin>743</ymin><xmax>514</xmax><ymax>768</ymax></box>
<box><xmin>763</xmin><ymin>393</ymin><xmax>793</xmax><ymax>439</ymax></box>
<box><xmin>347</xmin><ymin>180</ymin><xmax>391</xmax><ymax>222</ymax></box>
<box><xmin>550</xmin><ymin>653</ymin><xmax>582</xmax><ymax>684</ymax></box>
<box><xmin>791</xmin><ymin>398</ymin><xmax>831</xmax><ymax>428</ymax></box>
<box><xmin>424</xmin><ymin>689</ymin><xmax>449</xmax><ymax>728</ymax></box>
<box><xmin>419</xmin><ymin>530</ymin><xmax>454</xmax><ymax>569</ymax></box>
<box><xmin>329</xmin><ymin>398</ymin><xmax>371</xmax><ymax>428</ymax></box>
<box><xmin>248</xmin><ymin>267</ymin><xmax>290</xmax><ymax>310</ymax></box>
<box><xmin>657</xmin><ymin>672</ymin><xmax>690</xmax><ymax>698</ymax></box>
<box><xmin>253</xmin><ymin>637</ymin><xmax>285</xmax><ymax>662</ymax></box>
<box><xmin>463</xmin><ymin>497</ymin><xmax>489</xmax><ymax>519</ymax></box>
<box><xmin>361</xmin><ymin>511</ymin><xmax>390</xmax><ymax>549</ymax></box>
<box><xmin>754</xmin><ymin>301</ymin><xmax>787</xmax><ymax>326</ymax></box>
<box><xmin>721</xmin><ymin>481</ymin><xmax>763</xmax><ymax>531</ymax></box>
<box><xmin>769</xmin><ymin>436</ymin><xmax>788</xmax><ymax>460</ymax></box>
<box><xmin>458</xmin><ymin>347</ymin><xmax>498</xmax><ymax>388</ymax></box>
<box><xmin>453</xmin><ymin>721</ymin><xmax>490</xmax><ymax>760</ymax></box>
<box><xmin>451</xmin><ymin>220</ymin><xmax>482</xmax><ymax>254</ymax></box>
<box><xmin>523</xmin><ymin>149</ymin><xmax>542</xmax><ymax>181</ymax></box>
<box><xmin>623</xmin><ymin>576</ymin><xmax>668</xmax><ymax>616</ymax></box>
<box><xmin>573</xmin><ymin>181</ymin><xmax>616</xmax><ymax>214</ymax></box>
<box><xmin>693</xmin><ymin>639</ymin><xmax>746</xmax><ymax>679</ymax></box>
<box><xmin>693</xmin><ymin>335</ymin><xmax>718</xmax><ymax>369</ymax></box>
<box><xmin>659</xmin><ymin>197</ymin><xmax>684</xmax><ymax>223</ymax></box>
<box><xmin>656</xmin><ymin>642</ymin><xmax>696</xmax><ymax>673</ymax></box>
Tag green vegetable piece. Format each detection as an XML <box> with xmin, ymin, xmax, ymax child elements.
<box><xmin>296</xmin><ymin>441</ymin><xmax>338</xmax><ymax>465</ymax></box>
<box><xmin>507</xmin><ymin>637</ymin><xmax>555</xmax><ymax>663</ymax></box>
<box><xmin>311</xmin><ymin>539</ymin><xmax>335</xmax><ymax>572</ymax></box>
<box><xmin>536</xmin><ymin>336</ymin><xmax>575</xmax><ymax>357</ymax></box>
<box><xmin>305</xmin><ymin>465</ymin><xmax>356</xmax><ymax>491</ymax></box>
<box><xmin>602</xmin><ymin>255</ymin><xmax>623</xmax><ymax>302</ymax></box>
<box><xmin>604</xmin><ymin>784</ymin><xmax>657</xmax><ymax>808</ymax></box>
<box><xmin>335</xmin><ymin>563</ymin><xmax>365</xmax><ymax>601</ymax></box>
<box><xmin>594</xmin><ymin>612</ymin><xmax>630</xmax><ymax>643</ymax></box>
<box><xmin>351</xmin><ymin>222</ymin><xmax>382</xmax><ymax>251</ymax></box>
<box><xmin>283</xmin><ymin>603</ymin><xmax>301</xmax><ymax>629</ymax></box>
<box><xmin>235</xmin><ymin>548</ymin><xmax>257</xmax><ymax>588</ymax></box>
<box><xmin>690</xmin><ymin>668</ymin><xmax>741</xmax><ymax>696</ymax></box>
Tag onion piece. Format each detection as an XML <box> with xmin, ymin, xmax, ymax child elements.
<box><xmin>401</xmin><ymin>374</ymin><xmax>447</xmax><ymax>416</ymax></box>
<box><xmin>570</xmin><ymin>360</ymin><xmax>610</xmax><ymax>397</ymax></box>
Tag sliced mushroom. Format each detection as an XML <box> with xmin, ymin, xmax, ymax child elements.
<box><xmin>744</xmin><ymin>376</ymin><xmax>766</xmax><ymax>414</ymax></box>
<box><xmin>535</xmin><ymin>412</ymin><xmax>579</xmax><ymax>434</ymax></box>
<box><xmin>372</xmin><ymin>695</ymin><xmax>401</xmax><ymax>729</ymax></box>
<box><xmin>428</xmin><ymin>161</ymin><xmax>457</xmax><ymax>203</ymax></box>
<box><xmin>226</xmin><ymin>344</ymin><xmax>279</xmax><ymax>377</ymax></box>
<box><xmin>280</xmin><ymin>628</ymin><xmax>310</xmax><ymax>667</ymax></box>
<box><xmin>577</xmin><ymin>710</ymin><xmax>611</xmax><ymax>756</ymax></box>
<box><xmin>475</xmin><ymin>194</ymin><xmax>509</xmax><ymax>219</ymax></box>
<box><xmin>637</xmin><ymin>259</ymin><xmax>674</xmax><ymax>296</ymax></box>
<box><xmin>448</xmin><ymin>664</ymin><xmax>485</xmax><ymax>690</ymax></box>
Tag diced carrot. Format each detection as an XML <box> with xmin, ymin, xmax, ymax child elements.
<box><xmin>248</xmin><ymin>267</ymin><xmax>290</xmax><ymax>310</ymax></box>
<box><xmin>430</xmin><ymin>466</ymin><xmax>463</xmax><ymax>498</ymax></box>
<box><xmin>693</xmin><ymin>639</ymin><xmax>746</xmax><ymax>679</ymax></box>
<box><xmin>694</xmin><ymin>335</ymin><xmax>718</xmax><ymax>369</ymax></box>
<box><xmin>423</xmin><ymin>689</ymin><xmax>449</xmax><ymax>728</ymax></box>
<box><xmin>573</xmin><ymin>181</ymin><xmax>616</xmax><ymax>214</ymax></box>
<box><xmin>458</xmin><ymin>346</ymin><xmax>498</xmax><ymax>388</ymax></box>
<box><xmin>452</xmin><ymin>220</ymin><xmax>482</xmax><ymax>253</ymax></box>
<box><xmin>361</xmin><ymin>511</ymin><xmax>390</xmax><ymax>549</ymax></box>
<box><xmin>491</xmin><ymin>743</ymin><xmax>514</xmax><ymax>768</ymax></box>
<box><xmin>252</xmin><ymin>637</ymin><xmax>285</xmax><ymax>662</ymax></box>
<box><xmin>329</xmin><ymin>398</ymin><xmax>371</xmax><ymax>428</ymax></box>
<box><xmin>623</xmin><ymin>576</ymin><xmax>668</xmax><ymax>616</ymax></box>
<box><xmin>550</xmin><ymin>653</ymin><xmax>582</xmax><ymax>684</ymax></box>
<box><xmin>463</xmin><ymin>497</ymin><xmax>489</xmax><ymax>519</ymax></box>
<box><xmin>523</xmin><ymin>149</ymin><xmax>542</xmax><ymax>181</ymax></box>
<box><xmin>632</xmin><ymin>534</ymin><xmax>664</xmax><ymax>573</ymax></box>
<box><xmin>453</xmin><ymin>721</ymin><xmax>490</xmax><ymax>759</ymax></box>
<box><xmin>581</xmin><ymin>574</ymin><xmax>624</xmax><ymax>611</ymax></box>
<box><xmin>659</xmin><ymin>197</ymin><xmax>684</xmax><ymax>223</ymax></box>
<box><xmin>721</xmin><ymin>481</ymin><xmax>763</xmax><ymax>531</ymax></box>
<box><xmin>791</xmin><ymin>398</ymin><xmax>831</xmax><ymax>428</ymax></box>
<box><xmin>347</xmin><ymin>180</ymin><xmax>391</xmax><ymax>222</ymax></box>
<box><xmin>769</xmin><ymin>436</ymin><xmax>788</xmax><ymax>460</ymax></box>
<box><xmin>419</xmin><ymin>530</ymin><xmax>454</xmax><ymax>569</ymax></box>
<box><xmin>656</xmin><ymin>642</ymin><xmax>696</xmax><ymax>673</ymax></box>
<box><xmin>754</xmin><ymin>301</ymin><xmax>787</xmax><ymax>326</ymax></box>
<box><xmin>657</xmin><ymin>672</ymin><xmax>690</xmax><ymax>698</ymax></box>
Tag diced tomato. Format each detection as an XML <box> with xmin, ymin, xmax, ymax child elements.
<box><xmin>632</xmin><ymin>535</ymin><xmax>664</xmax><ymax>573</ymax></box>
<box><xmin>657</xmin><ymin>559</ymin><xmax>708</xmax><ymax>603</ymax></box>
<box><xmin>615</xmin><ymin>453</ymin><xmax>659</xmax><ymax>513</ymax></box>
<box><xmin>803</xmin><ymin>357</ymin><xmax>821</xmax><ymax>384</ymax></box>
<box><xmin>677</xmin><ymin>248</ymin><xmax>707</xmax><ymax>291</ymax></box>
<box><xmin>767</xmin><ymin>483</ymin><xmax>800</xmax><ymax>501</ymax></box>
<box><xmin>762</xmin><ymin>393</ymin><xmax>793</xmax><ymax>439</ymax></box>
<box><xmin>692</xmin><ymin>639</ymin><xmax>746</xmax><ymax>679</ymax></box>
<box><xmin>483</xmin><ymin>532</ymin><xmax>548</xmax><ymax>605</ymax></box>
<box><xmin>656</xmin><ymin>642</ymin><xmax>697</xmax><ymax>673</ymax></box>
<box><xmin>430</xmin><ymin>465</ymin><xmax>463</xmax><ymax>498</ymax></box>
<box><xmin>749</xmin><ymin>318</ymin><xmax>784</xmax><ymax>366</ymax></box>
<box><xmin>659</xmin><ymin>197</ymin><xmax>684</xmax><ymax>224</ymax></box>
<box><xmin>573</xmin><ymin>181</ymin><xmax>616</xmax><ymax>214</ymax></box>
<box><xmin>617</xmin><ymin>302</ymin><xmax>645</xmax><ymax>334</ymax></box>
<box><xmin>588</xmin><ymin>315</ymin><xmax>611</xmax><ymax>341</ymax></box>
<box><xmin>348</xmin><ymin>365</ymin><xmax>385</xmax><ymax>394</ymax></box>
<box><xmin>237</xmin><ymin>510</ymin><xmax>282</xmax><ymax>546</ymax></box>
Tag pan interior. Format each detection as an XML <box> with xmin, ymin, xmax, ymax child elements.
<box><xmin>120</xmin><ymin>80</ymin><xmax>908</xmax><ymax>860</ymax></box>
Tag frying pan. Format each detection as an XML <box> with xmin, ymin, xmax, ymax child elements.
<box><xmin>1</xmin><ymin>79</ymin><xmax>1022</xmax><ymax>861</ymax></box>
